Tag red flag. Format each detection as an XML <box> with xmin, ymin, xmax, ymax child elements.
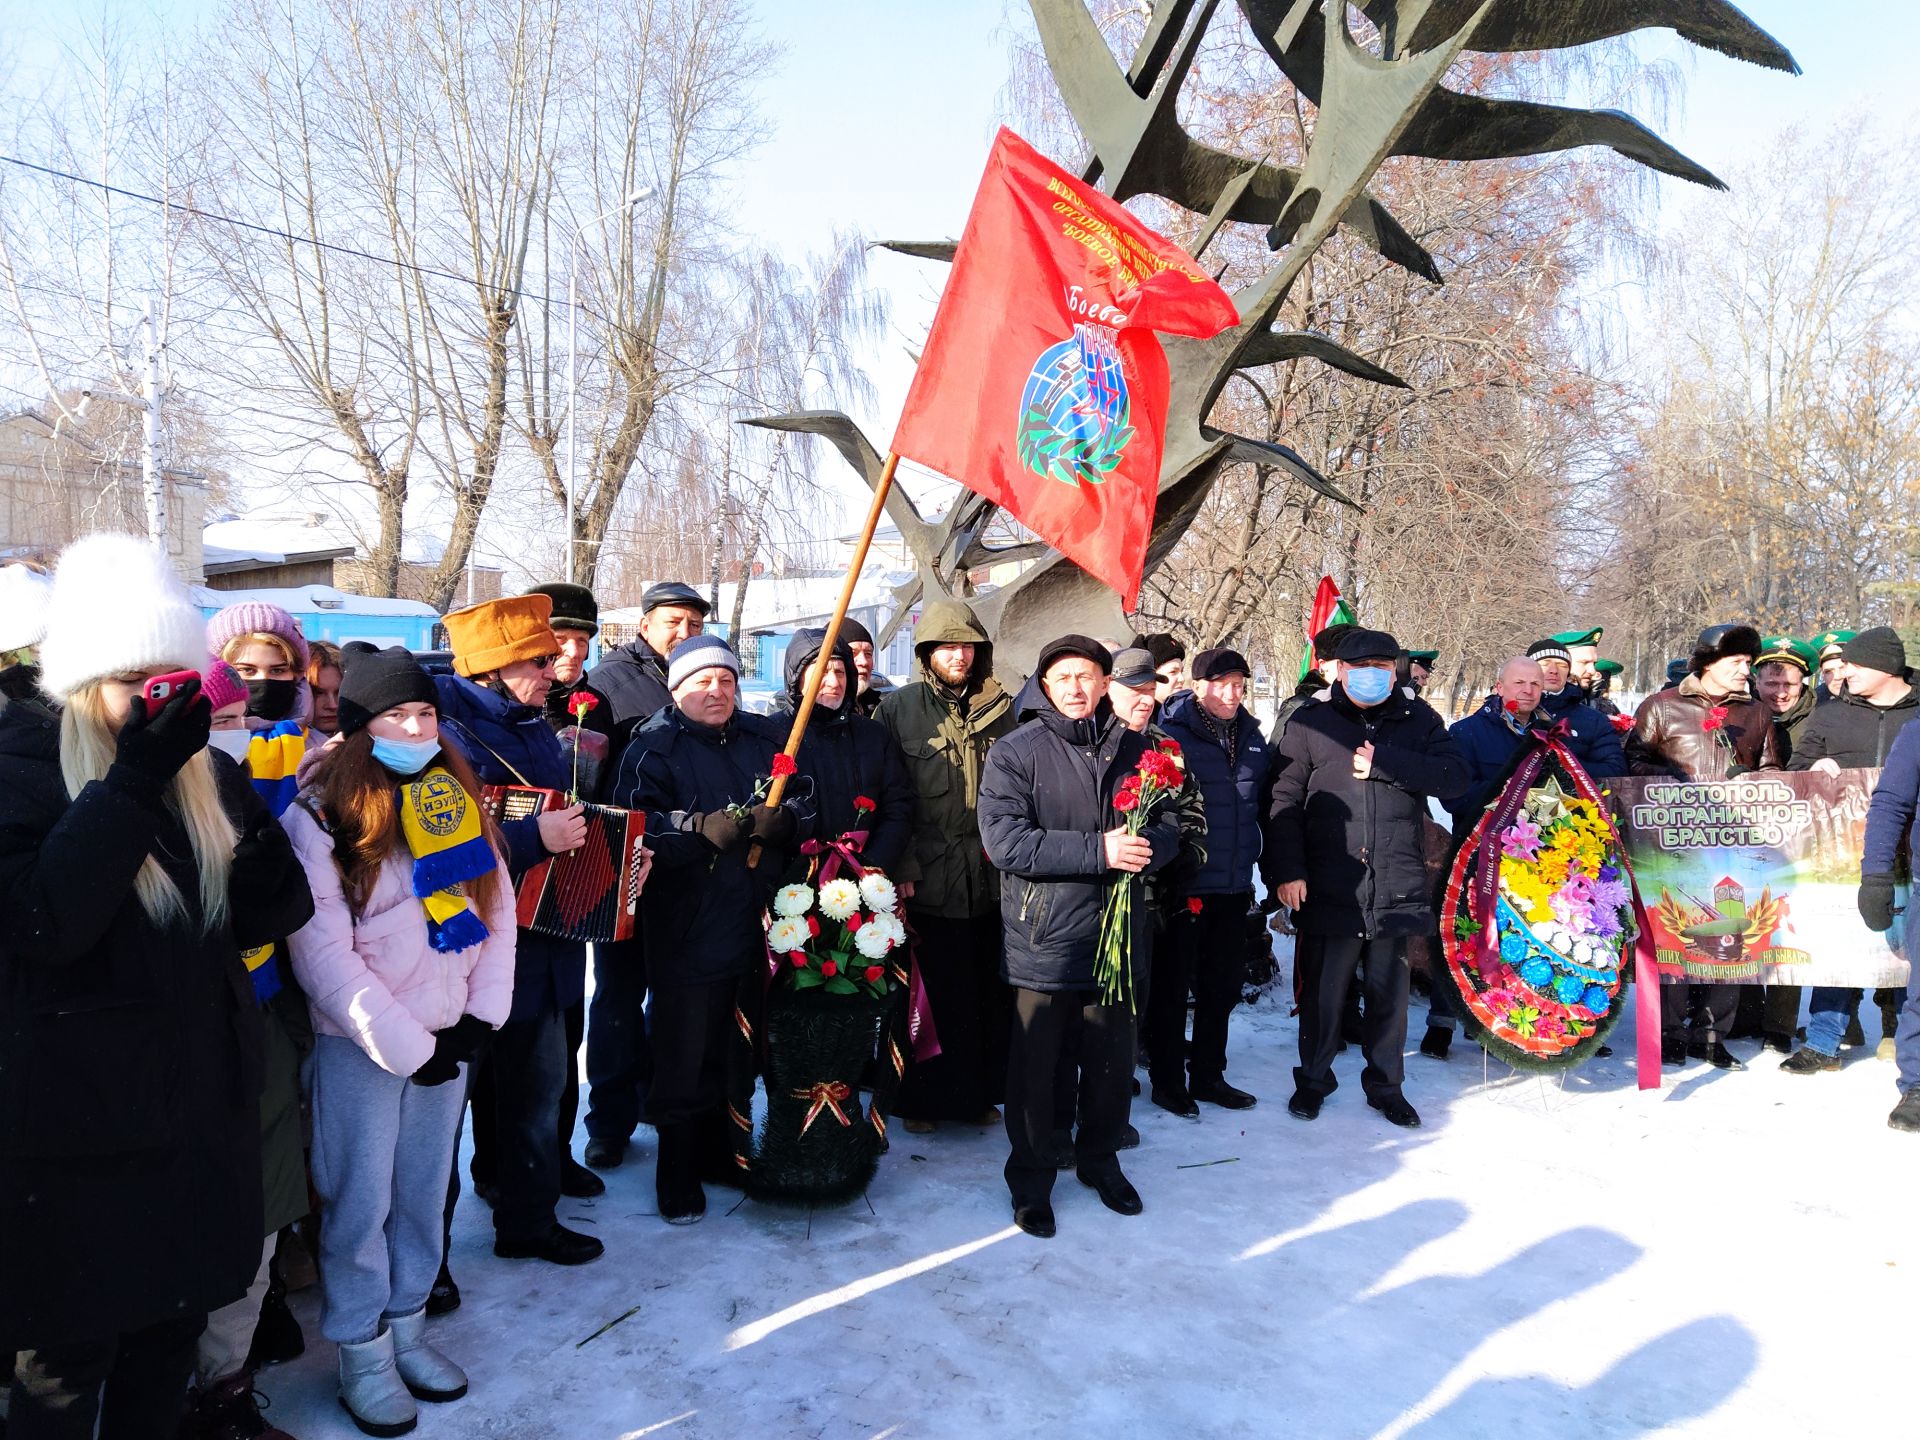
<box><xmin>1299</xmin><ymin>576</ymin><xmax>1354</xmax><ymax>681</ymax></box>
<box><xmin>890</xmin><ymin>128</ymin><xmax>1238</xmax><ymax>605</ymax></box>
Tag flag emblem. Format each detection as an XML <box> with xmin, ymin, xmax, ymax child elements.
<box><xmin>1016</xmin><ymin>323</ymin><xmax>1135</xmax><ymax>486</ymax></box>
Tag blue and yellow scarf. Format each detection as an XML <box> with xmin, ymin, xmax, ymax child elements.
<box><xmin>398</xmin><ymin>766</ymin><xmax>495</xmax><ymax>953</ymax></box>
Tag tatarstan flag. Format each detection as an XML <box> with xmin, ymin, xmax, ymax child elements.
<box><xmin>890</xmin><ymin>127</ymin><xmax>1238</xmax><ymax>606</ymax></box>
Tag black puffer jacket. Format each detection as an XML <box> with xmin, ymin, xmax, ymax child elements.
<box><xmin>769</xmin><ymin>629</ymin><xmax>914</xmax><ymax>873</ymax></box>
<box><xmin>1266</xmin><ymin>684</ymin><xmax>1469</xmax><ymax>939</ymax></box>
<box><xmin>1157</xmin><ymin>688</ymin><xmax>1273</xmax><ymax>896</ymax></box>
<box><xmin>979</xmin><ymin>687</ymin><xmax>1179</xmax><ymax>992</ymax></box>
<box><xmin>1785</xmin><ymin>683</ymin><xmax>1920</xmax><ymax>771</ymax></box>
<box><xmin>581</xmin><ymin>638</ymin><xmax>673</xmax><ymax>786</ymax></box>
<box><xmin>0</xmin><ymin>702</ymin><xmax>314</xmax><ymax>1348</ymax></box>
<box><xmin>612</xmin><ymin>703</ymin><xmax>816</xmax><ymax>988</ymax></box>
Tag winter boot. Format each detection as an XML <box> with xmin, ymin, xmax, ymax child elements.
<box><xmin>560</xmin><ymin>1154</ymin><xmax>606</xmax><ymax>1198</ymax></box>
<box><xmin>245</xmin><ymin>1260</ymin><xmax>304</xmax><ymax>1371</ymax></box>
<box><xmin>1889</xmin><ymin>1087</ymin><xmax>1920</xmax><ymax>1133</ymax></box>
<box><xmin>655</xmin><ymin>1123</ymin><xmax>706</xmax><ymax>1225</ymax></box>
<box><xmin>181</xmin><ymin>1372</ymin><xmax>294</xmax><ymax>1439</ymax></box>
<box><xmin>424</xmin><ymin>1262</ymin><xmax>460</xmax><ymax>1317</ymax></box>
<box><xmin>337</xmin><ymin>1329</ymin><xmax>417</xmax><ymax>1437</ymax></box>
<box><xmin>1419</xmin><ymin>1026</ymin><xmax>1451</xmax><ymax>1060</ymax></box>
<box><xmin>1842</xmin><ymin>1011</ymin><xmax>1867</xmax><ymax>1049</ymax></box>
<box><xmin>278</xmin><ymin>1222</ymin><xmax>319</xmax><ymax>1292</ymax></box>
<box><xmin>1779</xmin><ymin>1047</ymin><xmax>1840</xmax><ymax>1075</ymax></box>
<box><xmin>1878</xmin><ymin>1037</ymin><xmax>1898</xmax><ymax>1062</ymax></box>
<box><xmin>385</xmin><ymin>1308</ymin><xmax>467</xmax><ymax>1403</ymax></box>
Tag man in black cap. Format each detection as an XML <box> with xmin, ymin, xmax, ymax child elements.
<box><xmin>1131</xmin><ymin>631</ymin><xmax>1188</xmax><ymax>705</ymax></box>
<box><xmin>1271</xmin><ymin>622</ymin><xmax>1351</xmax><ymax>743</ymax></box>
<box><xmin>525</xmin><ymin>581</ymin><xmax>600</xmax><ymax>728</ymax></box>
<box><xmin>979</xmin><ymin>635</ymin><xmax>1180</xmax><ymax>1237</ymax></box>
<box><xmin>1151</xmin><ymin>646</ymin><xmax>1276</xmax><ymax>1116</ymax></box>
<box><xmin>1267</xmin><ymin>627</ymin><xmax>1468</xmax><ymax>1129</ymax></box>
<box><xmin>835</xmin><ymin>616</ymin><xmax>895</xmax><ymax>718</ymax></box>
<box><xmin>581</xmin><ymin>581</ymin><xmax>711</xmax><ymax>761</ymax></box>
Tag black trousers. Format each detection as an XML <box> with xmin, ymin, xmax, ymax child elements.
<box><xmin>585</xmin><ymin>938</ymin><xmax>653</xmax><ymax>1143</ymax></box>
<box><xmin>644</xmin><ymin>979</ymin><xmax>738</xmax><ymax>1128</ymax></box>
<box><xmin>1146</xmin><ymin>892</ymin><xmax>1249</xmax><ymax>1089</ymax></box>
<box><xmin>1661</xmin><ymin>982</ymin><xmax>1737</xmax><ymax>1043</ymax></box>
<box><xmin>893</xmin><ymin>911</ymin><xmax>1010</xmax><ymax>1122</ymax></box>
<box><xmin>1005</xmin><ymin>987</ymin><xmax>1134</xmax><ymax>1206</ymax></box>
<box><xmin>1295</xmin><ymin>934</ymin><xmax>1410</xmax><ymax>1102</ymax></box>
<box><xmin>469</xmin><ymin>998</ymin><xmax>583</xmax><ymax>1186</ymax></box>
<box><xmin>1761</xmin><ymin>984</ymin><xmax>1801</xmax><ymax>1039</ymax></box>
<box><xmin>10</xmin><ymin>1313</ymin><xmax>204</xmax><ymax>1440</ymax></box>
<box><xmin>487</xmin><ymin>1000</ymin><xmax>569</xmax><ymax>1244</ymax></box>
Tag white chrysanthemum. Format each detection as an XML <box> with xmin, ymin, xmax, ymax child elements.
<box><xmin>818</xmin><ymin>878</ymin><xmax>861</xmax><ymax>921</ymax></box>
<box><xmin>872</xmin><ymin>912</ymin><xmax>907</xmax><ymax>950</ymax></box>
<box><xmin>858</xmin><ymin>872</ymin><xmax>898</xmax><ymax>914</ymax></box>
<box><xmin>854</xmin><ymin>921</ymin><xmax>895</xmax><ymax>959</ymax></box>
<box><xmin>773</xmin><ymin>884</ymin><xmax>815</xmax><ymax>917</ymax></box>
<box><xmin>767</xmin><ymin>916</ymin><xmax>810</xmax><ymax>953</ymax></box>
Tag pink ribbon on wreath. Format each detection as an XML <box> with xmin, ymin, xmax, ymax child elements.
<box><xmin>801</xmin><ymin>830</ymin><xmax>872</xmax><ymax>885</ymax></box>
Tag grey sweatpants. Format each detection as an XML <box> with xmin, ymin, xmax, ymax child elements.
<box><xmin>310</xmin><ymin>1034</ymin><xmax>466</xmax><ymax>1346</ymax></box>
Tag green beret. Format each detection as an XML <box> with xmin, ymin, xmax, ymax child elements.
<box><xmin>1593</xmin><ymin>659</ymin><xmax>1624</xmax><ymax>677</ymax></box>
<box><xmin>1551</xmin><ymin>627</ymin><xmax>1604</xmax><ymax>647</ymax></box>
<box><xmin>1406</xmin><ymin>649</ymin><xmax>1439</xmax><ymax>665</ymax></box>
<box><xmin>1814</xmin><ymin>629</ymin><xmax>1856</xmax><ymax>659</ymax></box>
<box><xmin>1758</xmin><ymin>636</ymin><xmax>1816</xmax><ymax>675</ymax></box>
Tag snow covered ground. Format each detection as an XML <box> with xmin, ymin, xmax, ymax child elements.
<box><xmin>256</xmin><ymin>969</ymin><xmax>1920</xmax><ymax>1439</ymax></box>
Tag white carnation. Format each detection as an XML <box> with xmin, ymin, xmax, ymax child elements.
<box><xmin>773</xmin><ymin>884</ymin><xmax>815</xmax><ymax>917</ymax></box>
<box><xmin>767</xmin><ymin>916</ymin><xmax>810</xmax><ymax>954</ymax></box>
<box><xmin>858</xmin><ymin>872</ymin><xmax>898</xmax><ymax>914</ymax></box>
<box><xmin>854</xmin><ymin>921</ymin><xmax>895</xmax><ymax>959</ymax></box>
<box><xmin>818</xmin><ymin>878</ymin><xmax>861</xmax><ymax>921</ymax></box>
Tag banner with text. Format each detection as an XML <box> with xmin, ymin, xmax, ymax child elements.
<box><xmin>1608</xmin><ymin>770</ymin><xmax>1909</xmax><ymax>989</ymax></box>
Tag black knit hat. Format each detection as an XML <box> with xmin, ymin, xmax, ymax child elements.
<box><xmin>1036</xmin><ymin>633</ymin><xmax>1113</xmax><ymax>675</ymax></box>
<box><xmin>1313</xmin><ymin>622</ymin><xmax>1355</xmax><ymax>661</ymax></box>
<box><xmin>1527</xmin><ymin>638</ymin><xmax>1572</xmax><ymax>665</ymax></box>
<box><xmin>1842</xmin><ymin>625</ymin><xmax>1907</xmax><ymax>676</ymax></box>
<box><xmin>837</xmin><ymin>616</ymin><xmax>874</xmax><ymax>648</ymax></box>
<box><xmin>1689</xmin><ymin>623</ymin><xmax>1763</xmax><ymax>676</ymax></box>
<box><xmin>1335</xmin><ymin>627</ymin><xmax>1399</xmax><ymax>662</ymax></box>
<box><xmin>526</xmin><ymin>581</ymin><xmax>598</xmax><ymax>636</ymax></box>
<box><xmin>337</xmin><ymin>643</ymin><xmax>439</xmax><ymax>737</ymax></box>
<box><xmin>1132</xmin><ymin>631</ymin><xmax>1186</xmax><ymax>669</ymax></box>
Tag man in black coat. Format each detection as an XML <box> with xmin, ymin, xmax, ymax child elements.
<box><xmin>613</xmin><ymin>634</ymin><xmax>815</xmax><ymax>1224</ymax></box>
<box><xmin>770</xmin><ymin>627</ymin><xmax>913</xmax><ymax>870</ymax></box>
<box><xmin>1267</xmin><ymin>627</ymin><xmax>1469</xmax><ymax>1129</ymax></box>
<box><xmin>979</xmin><ymin>636</ymin><xmax>1180</xmax><ymax>1239</ymax></box>
<box><xmin>581</xmin><ymin>580</ymin><xmax>710</xmax><ymax>772</ymax></box>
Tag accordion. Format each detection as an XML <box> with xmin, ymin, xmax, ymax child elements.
<box><xmin>480</xmin><ymin>786</ymin><xmax>647</xmax><ymax>943</ymax></box>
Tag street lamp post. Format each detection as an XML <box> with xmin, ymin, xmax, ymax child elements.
<box><xmin>565</xmin><ymin>186</ymin><xmax>654</xmax><ymax>584</ymax></box>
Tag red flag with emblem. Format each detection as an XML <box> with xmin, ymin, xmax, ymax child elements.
<box><xmin>890</xmin><ymin>128</ymin><xmax>1238</xmax><ymax>606</ymax></box>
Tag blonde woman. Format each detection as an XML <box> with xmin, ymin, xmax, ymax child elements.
<box><xmin>0</xmin><ymin>534</ymin><xmax>313</xmax><ymax>1440</ymax></box>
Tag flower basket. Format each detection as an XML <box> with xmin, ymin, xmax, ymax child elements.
<box><xmin>1436</xmin><ymin>731</ymin><xmax>1638</xmax><ymax>1070</ymax></box>
<box><xmin>748</xmin><ymin>985</ymin><xmax>892</xmax><ymax>1204</ymax></box>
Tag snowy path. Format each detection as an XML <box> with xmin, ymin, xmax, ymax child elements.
<box><xmin>257</xmin><ymin>987</ymin><xmax>1919</xmax><ymax>1439</ymax></box>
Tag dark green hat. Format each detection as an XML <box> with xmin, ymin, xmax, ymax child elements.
<box><xmin>1551</xmin><ymin>627</ymin><xmax>1604</xmax><ymax>648</ymax></box>
<box><xmin>1757</xmin><ymin>635</ymin><xmax>1816</xmax><ymax>676</ymax></box>
<box><xmin>1593</xmin><ymin>659</ymin><xmax>1624</xmax><ymax>677</ymax></box>
<box><xmin>1406</xmin><ymin>649</ymin><xmax>1439</xmax><ymax>666</ymax></box>
<box><xmin>1814</xmin><ymin>629</ymin><xmax>1856</xmax><ymax>660</ymax></box>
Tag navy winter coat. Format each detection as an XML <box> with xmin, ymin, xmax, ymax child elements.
<box><xmin>770</xmin><ymin>629</ymin><xmax>914</xmax><ymax>873</ymax></box>
<box><xmin>580</xmin><ymin>638</ymin><xmax>673</xmax><ymax>789</ymax></box>
<box><xmin>1865</xmin><ymin>718</ymin><xmax>1920</xmax><ymax>877</ymax></box>
<box><xmin>433</xmin><ymin>672</ymin><xmax>585</xmax><ymax>1020</ymax></box>
<box><xmin>612</xmin><ymin>704</ymin><xmax>817</xmax><ymax>988</ymax></box>
<box><xmin>979</xmin><ymin>689</ymin><xmax>1179</xmax><ymax>993</ymax></box>
<box><xmin>1157</xmin><ymin>689</ymin><xmax>1275</xmax><ymax>896</ymax></box>
<box><xmin>1446</xmin><ymin>694</ymin><xmax>1626</xmax><ymax>831</ymax></box>
<box><xmin>1266</xmin><ymin>685</ymin><xmax>1469</xmax><ymax>939</ymax></box>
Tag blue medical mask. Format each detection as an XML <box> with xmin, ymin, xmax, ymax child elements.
<box><xmin>1343</xmin><ymin>666</ymin><xmax>1395</xmax><ymax>706</ymax></box>
<box><xmin>371</xmin><ymin>735</ymin><xmax>440</xmax><ymax>775</ymax></box>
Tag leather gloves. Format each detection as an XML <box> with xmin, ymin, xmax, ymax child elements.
<box><xmin>749</xmin><ymin>803</ymin><xmax>797</xmax><ymax>848</ymax></box>
<box><xmin>693</xmin><ymin>809</ymin><xmax>748</xmax><ymax>853</ymax></box>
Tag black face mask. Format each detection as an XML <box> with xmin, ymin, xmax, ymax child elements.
<box><xmin>246</xmin><ymin>678</ymin><xmax>299</xmax><ymax>721</ymax></box>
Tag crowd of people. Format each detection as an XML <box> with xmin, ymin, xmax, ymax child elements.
<box><xmin>0</xmin><ymin>537</ymin><xmax>1915</xmax><ymax>1438</ymax></box>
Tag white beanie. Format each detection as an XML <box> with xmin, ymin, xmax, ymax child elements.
<box><xmin>37</xmin><ymin>533</ymin><xmax>207</xmax><ymax>703</ymax></box>
<box><xmin>0</xmin><ymin>564</ymin><xmax>52</xmax><ymax>653</ymax></box>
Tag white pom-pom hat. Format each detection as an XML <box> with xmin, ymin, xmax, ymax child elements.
<box><xmin>0</xmin><ymin>564</ymin><xmax>53</xmax><ymax>653</ymax></box>
<box><xmin>37</xmin><ymin>533</ymin><xmax>207</xmax><ymax>702</ymax></box>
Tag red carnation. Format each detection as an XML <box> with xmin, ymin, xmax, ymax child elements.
<box><xmin>1113</xmin><ymin>788</ymin><xmax>1140</xmax><ymax>813</ymax></box>
<box><xmin>770</xmin><ymin>752</ymin><xmax>798</xmax><ymax>778</ymax></box>
<box><xmin>848</xmin><ymin>913</ymin><xmax>864</xmax><ymax>933</ymax></box>
<box><xmin>790</xmin><ymin>952</ymin><xmax>807</xmax><ymax>967</ymax></box>
<box><xmin>1701</xmin><ymin>706</ymin><xmax>1728</xmax><ymax>732</ymax></box>
<box><xmin>1610</xmin><ymin>713</ymin><xmax>1633</xmax><ymax>733</ymax></box>
<box><xmin>1504</xmin><ymin>699</ymin><xmax>1521</xmax><ymax>714</ymax></box>
<box><xmin>821</xmin><ymin>959</ymin><xmax>838</xmax><ymax>978</ymax></box>
<box><xmin>1186</xmin><ymin>896</ymin><xmax>1203</xmax><ymax>915</ymax></box>
<box><xmin>806</xmin><ymin>915</ymin><xmax>820</xmax><ymax>937</ymax></box>
<box><xmin>568</xmin><ymin>691</ymin><xmax>599</xmax><ymax>718</ymax></box>
<box><xmin>864</xmin><ymin>965</ymin><xmax>884</xmax><ymax>983</ymax></box>
<box><xmin>1156</xmin><ymin>738</ymin><xmax>1182</xmax><ymax>755</ymax></box>
<box><xmin>853</xmin><ymin>795</ymin><xmax>877</xmax><ymax>813</ymax></box>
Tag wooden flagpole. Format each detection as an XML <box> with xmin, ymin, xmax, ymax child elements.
<box><xmin>747</xmin><ymin>450</ymin><xmax>901</xmax><ymax>868</ymax></box>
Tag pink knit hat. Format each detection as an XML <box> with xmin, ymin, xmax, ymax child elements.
<box><xmin>201</xmin><ymin>656</ymin><xmax>250</xmax><ymax>713</ymax></box>
<box><xmin>206</xmin><ymin>600</ymin><xmax>311</xmax><ymax>671</ymax></box>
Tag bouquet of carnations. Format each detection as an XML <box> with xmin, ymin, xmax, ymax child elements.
<box><xmin>767</xmin><ymin>871</ymin><xmax>906</xmax><ymax>999</ymax></box>
<box><xmin>1093</xmin><ymin>740</ymin><xmax>1185</xmax><ymax>1010</ymax></box>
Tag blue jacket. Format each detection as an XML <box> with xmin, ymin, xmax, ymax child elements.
<box><xmin>1447</xmin><ymin>694</ymin><xmax>1626</xmax><ymax>831</ymax></box>
<box><xmin>612</xmin><ymin>704</ymin><xmax>817</xmax><ymax>989</ymax></box>
<box><xmin>1157</xmin><ymin>690</ymin><xmax>1274</xmax><ymax>896</ymax></box>
<box><xmin>433</xmin><ymin>673</ymin><xmax>585</xmax><ymax>1020</ymax></box>
<box><xmin>1865</xmin><ymin>719</ymin><xmax>1920</xmax><ymax>877</ymax></box>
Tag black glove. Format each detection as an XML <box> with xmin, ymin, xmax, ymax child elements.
<box><xmin>111</xmin><ymin>679</ymin><xmax>210</xmax><ymax>793</ymax></box>
<box><xmin>1258</xmin><ymin>893</ymin><xmax>1283</xmax><ymax>915</ymax></box>
<box><xmin>693</xmin><ymin>809</ymin><xmax>747</xmax><ymax>852</ymax></box>
<box><xmin>749</xmin><ymin>803</ymin><xmax>797</xmax><ymax>848</ymax></box>
<box><xmin>412</xmin><ymin>1015</ymin><xmax>492</xmax><ymax>1087</ymax></box>
<box><xmin>1858</xmin><ymin>873</ymin><xmax>1898</xmax><ymax>933</ymax></box>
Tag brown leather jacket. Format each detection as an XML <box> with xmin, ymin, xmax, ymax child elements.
<box><xmin>1625</xmin><ymin>674</ymin><xmax>1783</xmax><ymax>780</ymax></box>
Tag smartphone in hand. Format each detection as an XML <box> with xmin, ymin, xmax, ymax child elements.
<box><xmin>142</xmin><ymin>669</ymin><xmax>202</xmax><ymax>707</ymax></box>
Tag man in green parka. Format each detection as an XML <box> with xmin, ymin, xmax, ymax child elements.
<box><xmin>877</xmin><ymin>600</ymin><xmax>1018</xmax><ymax>1131</ymax></box>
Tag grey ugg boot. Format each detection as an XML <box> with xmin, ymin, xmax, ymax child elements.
<box><xmin>338</xmin><ymin>1328</ymin><xmax>418</xmax><ymax>1436</ymax></box>
<box><xmin>386</xmin><ymin>1306</ymin><xmax>469</xmax><ymax>1401</ymax></box>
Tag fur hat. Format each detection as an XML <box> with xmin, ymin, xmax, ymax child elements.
<box><xmin>38</xmin><ymin>533</ymin><xmax>207</xmax><ymax>703</ymax></box>
<box><xmin>0</xmin><ymin>564</ymin><xmax>52</xmax><ymax>653</ymax></box>
<box><xmin>206</xmin><ymin>599</ymin><xmax>311</xmax><ymax>672</ymax></box>
<box><xmin>201</xmin><ymin>656</ymin><xmax>250</xmax><ymax>713</ymax></box>
<box><xmin>526</xmin><ymin>581</ymin><xmax>598</xmax><ymax>636</ymax></box>
<box><xmin>1132</xmin><ymin>631</ymin><xmax>1186</xmax><ymax>670</ymax></box>
<box><xmin>1688</xmin><ymin>624</ymin><xmax>1763</xmax><ymax>676</ymax></box>
<box><xmin>445</xmin><ymin>594</ymin><xmax>558</xmax><ymax>677</ymax></box>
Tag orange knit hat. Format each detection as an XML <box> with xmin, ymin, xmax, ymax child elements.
<box><xmin>444</xmin><ymin>594</ymin><xmax>558</xmax><ymax>677</ymax></box>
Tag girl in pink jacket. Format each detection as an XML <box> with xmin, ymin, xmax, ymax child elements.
<box><xmin>283</xmin><ymin>644</ymin><xmax>515</xmax><ymax>1436</ymax></box>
